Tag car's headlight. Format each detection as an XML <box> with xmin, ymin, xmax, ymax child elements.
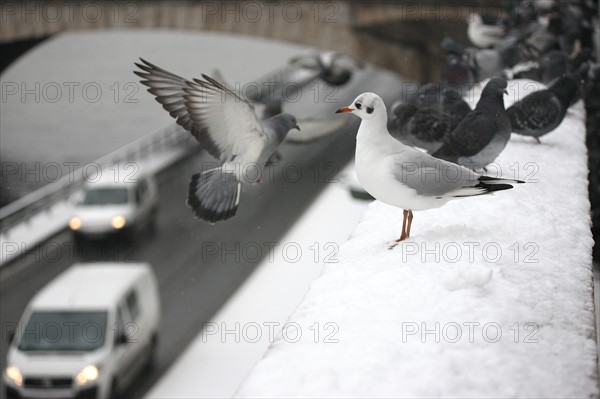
<box><xmin>111</xmin><ymin>215</ymin><xmax>126</xmax><ymax>229</ymax></box>
<box><xmin>5</xmin><ymin>365</ymin><xmax>23</xmax><ymax>387</ymax></box>
<box><xmin>75</xmin><ymin>365</ymin><xmax>99</xmax><ymax>385</ymax></box>
<box><xmin>69</xmin><ymin>217</ymin><xmax>82</xmax><ymax>230</ymax></box>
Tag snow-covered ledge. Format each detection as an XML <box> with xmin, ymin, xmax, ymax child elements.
<box><xmin>236</xmin><ymin>80</ymin><xmax>597</xmax><ymax>398</ymax></box>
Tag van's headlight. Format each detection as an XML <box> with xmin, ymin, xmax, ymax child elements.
<box><xmin>69</xmin><ymin>217</ymin><xmax>82</xmax><ymax>230</ymax></box>
<box><xmin>111</xmin><ymin>215</ymin><xmax>126</xmax><ymax>229</ymax></box>
<box><xmin>5</xmin><ymin>365</ymin><xmax>23</xmax><ymax>387</ymax></box>
<box><xmin>75</xmin><ymin>365</ymin><xmax>99</xmax><ymax>385</ymax></box>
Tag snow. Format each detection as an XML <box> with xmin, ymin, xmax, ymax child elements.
<box><xmin>236</xmin><ymin>79</ymin><xmax>597</xmax><ymax>398</ymax></box>
<box><xmin>146</xmin><ymin>165</ymin><xmax>368</xmax><ymax>398</ymax></box>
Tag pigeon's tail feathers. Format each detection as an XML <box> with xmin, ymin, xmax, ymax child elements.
<box><xmin>187</xmin><ymin>167</ymin><xmax>241</xmax><ymax>223</ymax></box>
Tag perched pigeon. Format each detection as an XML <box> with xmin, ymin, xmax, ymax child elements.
<box><xmin>507</xmin><ymin>75</ymin><xmax>578</xmax><ymax>143</ymax></box>
<box><xmin>441</xmin><ymin>36</ymin><xmax>519</xmax><ymax>83</ymax></box>
<box><xmin>134</xmin><ymin>59</ymin><xmax>300</xmax><ymax>223</ymax></box>
<box><xmin>538</xmin><ymin>49</ymin><xmax>592</xmax><ymax>85</ymax></box>
<box><xmin>442</xmin><ymin>54</ymin><xmax>477</xmax><ymax>94</ymax></box>
<box><xmin>388</xmin><ymin>103</ymin><xmax>457</xmax><ymax>153</ymax></box>
<box><xmin>406</xmin><ymin>83</ymin><xmax>471</xmax><ymax>117</ymax></box>
<box><xmin>336</xmin><ymin>92</ymin><xmax>522</xmax><ymax>245</ymax></box>
<box><xmin>388</xmin><ymin>87</ymin><xmax>470</xmax><ymax>153</ymax></box>
<box><xmin>468</xmin><ymin>13</ymin><xmax>506</xmax><ymax>48</ymax></box>
<box><xmin>432</xmin><ymin>77</ymin><xmax>511</xmax><ymax>170</ymax></box>
<box><xmin>439</xmin><ymin>87</ymin><xmax>472</xmax><ymax>120</ymax></box>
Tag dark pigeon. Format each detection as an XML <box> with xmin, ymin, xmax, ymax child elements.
<box><xmin>507</xmin><ymin>75</ymin><xmax>579</xmax><ymax>143</ymax></box>
<box><xmin>432</xmin><ymin>77</ymin><xmax>511</xmax><ymax>170</ymax></box>
<box><xmin>388</xmin><ymin>103</ymin><xmax>457</xmax><ymax>153</ymax></box>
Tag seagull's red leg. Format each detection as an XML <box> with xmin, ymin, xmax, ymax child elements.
<box><xmin>389</xmin><ymin>210</ymin><xmax>408</xmax><ymax>249</ymax></box>
<box><xmin>398</xmin><ymin>210</ymin><xmax>408</xmax><ymax>241</ymax></box>
<box><xmin>406</xmin><ymin>210</ymin><xmax>414</xmax><ymax>238</ymax></box>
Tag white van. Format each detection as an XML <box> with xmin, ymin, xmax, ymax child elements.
<box><xmin>3</xmin><ymin>263</ymin><xmax>160</xmax><ymax>399</ymax></box>
<box><xmin>68</xmin><ymin>168</ymin><xmax>159</xmax><ymax>242</ymax></box>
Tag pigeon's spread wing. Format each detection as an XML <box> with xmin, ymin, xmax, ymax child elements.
<box><xmin>135</xmin><ymin>58</ymin><xmax>266</xmax><ymax>162</ymax></box>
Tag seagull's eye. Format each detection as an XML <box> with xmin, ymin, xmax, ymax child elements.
<box><xmin>366</xmin><ymin>106</ymin><xmax>374</xmax><ymax>114</ymax></box>
<box><xmin>355</xmin><ymin>102</ymin><xmax>362</xmax><ymax>109</ymax></box>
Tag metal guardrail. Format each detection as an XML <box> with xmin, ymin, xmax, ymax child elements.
<box><xmin>0</xmin><ymin>124</ymin><xmax>194</xmax><ymax>237</ymax></box>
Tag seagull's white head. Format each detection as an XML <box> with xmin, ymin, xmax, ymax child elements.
<box><xmin>335</xmin><ymin>92</ymin><xmax>387</xmax><ymax>123</ymax></box>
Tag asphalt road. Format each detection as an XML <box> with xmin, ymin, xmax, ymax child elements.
<box><xmin>0</xmin><ymin>127</ymin><xmax>357</xmax><ymax>398</ymax></box>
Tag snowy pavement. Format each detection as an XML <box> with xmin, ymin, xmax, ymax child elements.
<box><xmin>236</xmin><ymin>80</ymin><xmax>597</xmax><ymax>398</ymax></box>
<box><xmin>146</xmin><ymin>166</ymin><xmax>368</xmax><ymax>398</ymax></box>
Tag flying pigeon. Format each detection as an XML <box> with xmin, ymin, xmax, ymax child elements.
<box><xmin>432</xmin><ymin>77</ymin><xmax>511</xmax><ymax>171</ymax></box>
<box><xmin>508</xmin><ymin>74</ymin><xmax>580</xmax><ymax>142</ymax></box>
<box><xmin>134</xmin><ymin>59</ymin><xmax>300</xmax><ymax>223</ymax></box>
<box><xmin>336</xmin><ymin>92</ymin><xmax>523</xmax><ymax>246</ymax></box>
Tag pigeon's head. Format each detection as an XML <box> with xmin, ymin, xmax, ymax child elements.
<box><xmin>278</xmin><ymin>113</ymin><xmax>300</xmax><ymax>132</ymax></box>
<box><xmin>481</xmin><ymin>77</ymin><xmax>508</xmax><ymax>100</ymax></box>
<box><xmin>335</xmin><ymin>92</ymin><xmax>386</xmax><ymax>122</ymax></box>
<box><xmin>441</xmin><ymin>86</ymin><xmax>463</xmax><ymax>104</ymax></box>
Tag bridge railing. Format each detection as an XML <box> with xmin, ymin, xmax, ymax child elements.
<box><xmin>0</xmin><ymin>124</ymin><xmax>195</xmax><ymax>239</ymax></box>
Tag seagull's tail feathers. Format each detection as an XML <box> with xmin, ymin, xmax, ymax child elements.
<box><xmin>187</xmin><ymin>167</ymin><xmax>241</xmax><ymax>223</ymax></box>
<box><xmin>450</xmin><ymin>175</ymin><xmax>524</xmax><ymax>198</ymax></box>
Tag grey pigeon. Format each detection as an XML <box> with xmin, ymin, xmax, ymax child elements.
<box><xmin>432</xmin><ymin>77</ymin><xmax>510</xmax><ymax>170</ymax></box>
<box><xmin>440</xmin><ymin>87</ymin><xmax>472</xmax><ymax>120</ymax></box>
<box><xmin>442</xmin><ymin>54</ymin><xmax>476</xmax><ymax>94</ymax></box>
<box><xmin>538</xmin><ymin>49</ymin><xmax>592</xmax><ymax>85</ymax></box>
<box><xmin>388</xmin><ymin>87</ymin><xmax>471</xmax><ymax>153</ymax></box>
<box><xmin>134</xmin><ymin>59</ymin><xmax>300</xmax><ymax>223</ymax></box>
<box><xmin>507</xmin><ymin>74</ymin><xmax>579</xmax><ymax>143</ymax></box>
<box><xmin>388</xmin><ymin>104</ymin><xmax>456</xmax><ymax>153</ymax></box>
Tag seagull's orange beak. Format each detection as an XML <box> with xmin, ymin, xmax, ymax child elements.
<box><xmin>335</xmin><ymin>107</ymin><xmax>354</xmax><ymax>114</ymax></box>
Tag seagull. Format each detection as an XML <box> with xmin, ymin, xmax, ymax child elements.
<box><xmin>507</xmin><ymin>74</ymin><xmax>579</xmax><ymax>142</ymax></box>
<box><xmin>336</xmin><ymin>92</ymin><xmax>523</xmax><ymax>246</ymax></box>
<box><xmin>432</xmin><ymin>77</ymin><xmax>511</xmax><ymax>171</ymax></box>
<box><xmin>134</xmin><ymin>58</ymin><xmax>300</xmax><ymax>223</ymax></box>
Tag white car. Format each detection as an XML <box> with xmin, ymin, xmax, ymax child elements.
<box><xmin>3</xmin><ymin>263</ymin><xmax>161</xmax><ymax>399</ymax></box>
<box><xmin>68</xmin><ymin>169</ymin><xmax>158</xmax><ymax>242</ymax></box>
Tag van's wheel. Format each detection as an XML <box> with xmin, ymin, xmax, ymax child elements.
<box><xmin>145</xmin><ymin>334</ymin><xmax>158</xmax><ymax>371</ymax></box>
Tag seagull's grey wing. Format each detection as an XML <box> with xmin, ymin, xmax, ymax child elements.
<box><xmin>135</xmin><ymin>59</ymin><xmax>267</xmax><ymax>162</ymax></box>
<box><xmin>391</xmin><ymin>149</ymin><xmax>483</xmax><ymax>197</ymax></box>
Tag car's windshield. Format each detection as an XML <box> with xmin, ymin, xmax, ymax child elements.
<box><xmin>81</xmin><ymin>187</ymin><xmax>129</xmax><ymax>206</ymax></box>
<box><xmin>18</xmin><ymin>311</ymin><xmax>108</xmax><ymax>352</ymax></box>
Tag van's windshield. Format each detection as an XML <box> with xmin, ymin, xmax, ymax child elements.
<box><xmin>18</xmin><ymin>311</ymin><xmax>108</xmax><ymax>352</ymax></box>
<box><xmin>81</xmin><ymin>188</ymin><xmax>129</xmax><ymax>206</ymax></box>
